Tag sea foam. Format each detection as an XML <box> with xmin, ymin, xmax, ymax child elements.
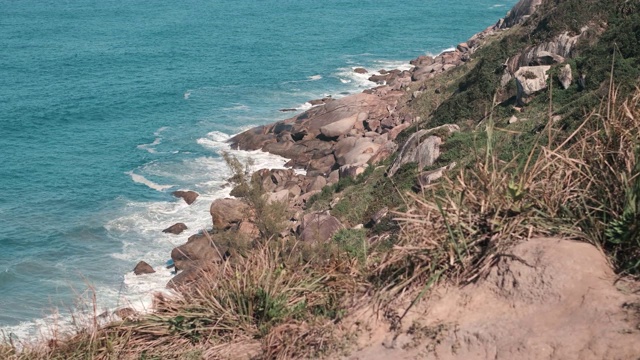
<box><xmin>127</xmin><ymin>172</ymin><xmax>174</xmax><ymax>192</ymax></box>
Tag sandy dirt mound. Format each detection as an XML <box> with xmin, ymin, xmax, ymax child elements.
<box><xmin>347</xmin><ymin>238</ymin><xmax>640</xmax><ymax>360</ymax></box>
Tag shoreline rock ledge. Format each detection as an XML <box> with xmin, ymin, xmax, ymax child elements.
<box><xmin>168</xmin><ymin>0</ymin><xmax>550</xmax><ymax>290</ymax></box>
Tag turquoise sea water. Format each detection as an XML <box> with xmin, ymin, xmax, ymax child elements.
<box><xmin>0</xmin><ymin>0</ymin><xmax>516</xmax><ymax>338</ymax></box>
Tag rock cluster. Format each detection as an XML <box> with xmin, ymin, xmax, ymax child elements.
<box><xmin>148</xmin><ymin>0</ymin><xmax>553</xmax><ymax>293</ymax></box>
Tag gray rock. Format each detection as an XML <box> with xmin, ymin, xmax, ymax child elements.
<box><xmin>171</xmin><ymin>235</ymin><xmax>222</xmax><ymax>271</ymax></box>
<box><xmin>502</xmin><ymin>0</ymin><xmax>542</xmax><ymax>28</ymax></box>
<box><xmin>210</xmin><ymin>198</ymin><xmax>249</xmax><ymax>230</ymax></box>
<box><xmin>133</xmin><ymin>261</ymin><xmax>155</xmax><ymax>275</ymax></box>
<box><xmin>306</xmin><ymin>176</ymin><xmax>327</xmax><ymax>193</ymax></box>
<box><xmin>415</xmin><ymin>163</ymin><xmax>456</xmax><ymax>190</ymax></box>
<box><xmin>306</xmin><ymin>154</ymin><xmax>336</xmax><ymax>176</ymax></box>
<box><xmin>531</xmin><ymin>51</ymin><xmax>565</xmax><ymax>65</ymax></box>
<box><xmin>370</xmin><ymin>207</ymin><xmax>389</xmax><ymax>226</ymax></box>
<box><xmin>515</xmin><ymin>66</ymin><xmax>551</xmax><ymax>106</ymax></box>
<box><xmin>285</xmin><ymin>182</ymin><xmax>302</xmax><ymax>198</ymax></box>
<box><xmin>387</xmin><ymin>124</ymin><xmax>459</xmax><ymax>177</ymax></box>
<box><xmin>167</xmin><ymin>261</ymin><xmax>217</xmax><ymax>291</ymax></box>
<box><xmin>458</xmin><ymin>42</ymin><xmax>471</xmax><ymax>53</ymax></box>
<box><xmin>237</xmin><ymin>221</ymin><xmax>259</xmax><ymax>238</ymax></box>
<box><xmin>296</xmin><ymin>190</ymin><xmax>321</xmax><ymax>208</ymax></box>
<box><xmin>172</xmin><ymin>190</ymin><xmax>199</xmax><ymax>205</ymax></box>
<box><xmin>298</xmin><ymin>212</ymin><xmax>343</xmax><ymax>242</ymax></box>
<box><xmin>368</xmin><ymin>141</ymin><xmax>398</xmax><ymax>165</ymax></box>
<box><xmin>162</xmin><ymin>222</ymin><xmax>188</xmax><ymax>235</ymax></box>
<box><xmin>320</xmin><ymin>113</ymin><xmax>359</xmax><ymax>138</ymax></box>
<box><xmin>267</xmin><ymin>189</ymin><xmax>290</xmax><ymax>204</ymax></box>
<box><xmin>335</xmin><ymin>137</ymin><xmax>381</xmax><ymax>166</ymax></box>
<box><xmin>410</xmin><ymin>55</ymin><xmax>435</xmax><ymax>67</ymax></box>
<box><xmin>559</xmin><ymin>64</ymin><xmax>573</xmax><ymax>90</ymax></box>
<box><xmin>508</xmin><ymin>32</ymin><xmax>582</xmax><ymax>73</ymax></box>
<box><xmin>388</xmin><ymin>122</ymin><xmax>411</xmax><ymax>141</ymax></box>
<box><xmin>327</xmin><ymin>170</ymin><xmax>340</xmax><ymax>185</ymax></box>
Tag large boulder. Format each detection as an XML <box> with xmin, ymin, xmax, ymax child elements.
<box><xmin>515</xmin><ymin>66</ymin><xmax>551</xmax><ymax>106</ymax></box>
<box><xmin>387</xmin><ymin>122</ymin><xmax>411</xmax><ymax>141</ymax></box>
<box><xmin>410</xmin><ymin>55</ymin><xmax>435</xmax><ymax>67</ymax></box>
<box><xmin>162</xmin><ymin>222</ymin><xmax>188</xmax><ymax>235</ymax></box>
<box><xmin>320</xmin><ymin>113</ymin><xmax>359</xmax><ymax>138</ymax></box>
<box><xmin>335</xmin><ymin>137</ymin><xmax>381</xmax><ymax>167</ymax></box>
<box><xmin>306</xmin><ymin>93</ymin><xmax>388</xmax><ymax>135</ymax></box>
<box><xmin>298</xmin><ymin>212</ymin><xmax>343</xmax><ymax>242</ymax></box>
<box><xmin>210</xmin><ymin>198</ymin><xmax>249</xmax><ymax>230</ymax></box>
<box><xmin>387</xmin><ymin>124</ymin><xmax>459</xmax><ymax>177</ymax></box>
<box><xmin>167</xmin><ymin>261</ymin><xmax>218</xmax><ymax>291</ymax></box>
<box><xmin>307</xmin><ymin>154</ymin><xmax>337</xmax><ymax>176</ymax></box>
<box><xmin>506</xmin><ymin>32</ymin><xmax>582</xmax><ymax>74</ymax></box>
<box><xmin>559</xmin><ymin>64</ymin><xmax>573</xmax><ymax>90</ymax></box>
<box><xmin>368</xmin><ymin>141</ymin><xmax>398</xmax><ymax>165</ymax></box>
<box><xmin>412</xmin><ymin>63</ymin><xmax>444</xmax><ymax>82</ymax></box>
<box><xmin>237</xmin><ymin>221</ymin><xmax>260</xmax><ymax>238</ymax></box>
<box><xmin>227</xmin><ymin>125</ymin><xmax>277</xmax><ymax>151</ymax></box>
<box><xmin>530</xmin><ymin>51</ymin><xmax>565</xmax><ymax>66</ymax></box>
<box><xmin>171</xmin><ymin>234</ymin><xmax>223</xmax><ymax>271</ymax></box>
<box><xmin>267</xmin><ymin>189</ymin><xmax>290</xmax><ymax>204</ymax></box>
<box><xmin>133</xmin><ymin>261</ymin><xmax>155</xmax><ymax>275</ymax></box>
<box><xmin>172</xmin><ymin>190</ymin><xmax>199</xmax><ymax>205</ymax></box>
<box><xmin>306</xmin><ymin>176</ymin><xmax>327</xmax><ymax>193</ymax></box>
<box><xmin>502</xmin><ymin>0</ymin><xmax>542</xmax><ymax>28</ymax></box>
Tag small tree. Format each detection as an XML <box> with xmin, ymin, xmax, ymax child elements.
<box><xmin>222</xmin><ymin>151</ymin><xmax>288</xmax><ymax>240</ymax></box>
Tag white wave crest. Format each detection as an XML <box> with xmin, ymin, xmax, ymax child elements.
<box><xmin>137</xmin><ymin>137</ymin><xmax>161</xmax><ymax>154</ymax></box>
<box><xmin>127</xmin><ymin>172</ymin><xmax>174</xmax><ymax>192</ymax></box>
<box><xmin>222</xmin><ymin>103</ymin><xmax>250</xmax><ymax>111</ymax></box>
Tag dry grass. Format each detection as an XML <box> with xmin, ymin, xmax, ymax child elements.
<box><xmin>4</xmin><ymin>82</ymin><xmax>639</xmax><ymax>359</ymax></box>
<box><xmin>2</xmin><ymin>241</ymin><xmax>362</xmax><ymax>359</ymax></box>
<box><xmin>377</xmin><ymin>83</ymin><xmax>640</xmax><ymax>320</ymax></box>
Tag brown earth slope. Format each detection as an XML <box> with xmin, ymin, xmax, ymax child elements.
<box><xmin>347</xmin><ymin>238</ymin><xmax>640</xmax><ymax>360</ymax></box>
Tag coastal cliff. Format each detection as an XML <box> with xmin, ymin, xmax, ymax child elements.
<box><xmin>4</xmin><ymin>0</ymin><xmax>640</xmax><ymax>358</ymax></box>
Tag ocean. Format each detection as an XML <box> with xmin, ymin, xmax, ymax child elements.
<box><xmin>0</xmin><ymin>0</ymin><xmax>516</xmax><ymax>339</ymax></box>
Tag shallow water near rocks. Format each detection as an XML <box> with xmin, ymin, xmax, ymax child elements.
<box><xmin>0</xmin><ymin>0</ymin><xmax>516</xmax><ymax>338</ymax></box>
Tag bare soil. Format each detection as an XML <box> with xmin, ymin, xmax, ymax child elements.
<box><xmin>346</xmin><ymin>238</ymin><xmax>640</xmax><ymax>360</ymax></box>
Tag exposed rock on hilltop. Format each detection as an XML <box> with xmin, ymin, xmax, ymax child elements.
<box><xmin>502</xmin><ymin>0</ymin><xmax>542</xmax><ymax>28</ymax></box>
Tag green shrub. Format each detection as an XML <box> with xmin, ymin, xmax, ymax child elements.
<box><xmin>333</xmin><ymin>229</ymin><xmax>368</xmax><ymax>265</ymax></box>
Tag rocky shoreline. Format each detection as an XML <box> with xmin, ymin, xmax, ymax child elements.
<box><xmin>13</xmin><ymin>0</ymin><xmax>640</xmax><ymax>358</ymax></box>
<box><xmin>130</xmin><ymin>0</ymin><xmax>546</xmax><ymax>300</ymax></box>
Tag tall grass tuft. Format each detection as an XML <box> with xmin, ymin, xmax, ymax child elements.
<box><xmin>379</xmin><ymin>84</ymin><xmax>640</xmax><ymax>313</ymax></box>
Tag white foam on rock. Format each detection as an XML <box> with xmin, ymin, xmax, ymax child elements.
<box><xmin>102</xmin><ymin>130</ymin><xmax>301</xmax><ymax>335</ymax></box>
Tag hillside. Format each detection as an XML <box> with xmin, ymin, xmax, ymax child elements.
<box><xmin>3</xmin><ymin>0</ymin><xmax>640</xmax><ymax>358</ymax></box>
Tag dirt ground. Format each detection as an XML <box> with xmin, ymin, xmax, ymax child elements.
<box><xmin>345</xmin><ymin>238</ymin><xmax>640</xmax><ymax>360</ymax></box>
